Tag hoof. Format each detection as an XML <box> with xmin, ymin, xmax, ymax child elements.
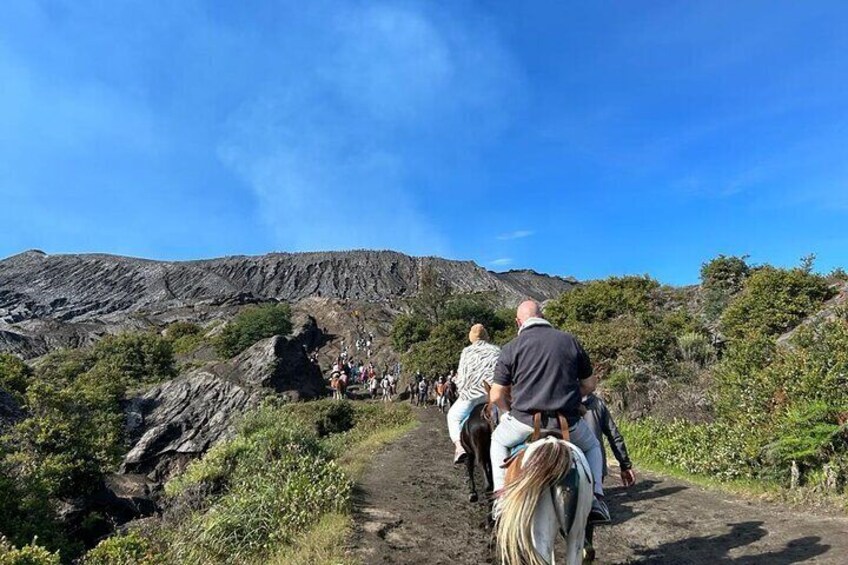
<box><xmin>468</xmin><ymin>492</ymin><xmax>479</xmax><ymax>502</ymax></box>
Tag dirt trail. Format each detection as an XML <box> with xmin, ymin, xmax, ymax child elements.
<box><xmin>352</xmin><ymin>406</ymin><xmax>848</xmax><ymax>564</ymax></box>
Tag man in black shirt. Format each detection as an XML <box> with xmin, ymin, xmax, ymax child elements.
<box><xmin>489</xmin><ymin>300</ymin><xmax>610</xmax><ymax>524</ymax></box>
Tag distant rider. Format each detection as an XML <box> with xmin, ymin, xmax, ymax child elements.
<box><xmin>489</xmin><ymin>301</ymin><xmax>610</xmax><ymax>524</ymax></box>
<box><xmin>447</xmin><ymin>324</ymin><xmax>501</xmax><ymax>464</ymax></box>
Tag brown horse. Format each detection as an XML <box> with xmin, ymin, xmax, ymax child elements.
<box><xmin>330</xmin><ymin>375</ymin><xmax>347</xmax><ymax>400</ymax></box>
<box><xmin>459</xmin><ymin>402</ymin><xmax>497</xmax><ymax>504</ymax></box>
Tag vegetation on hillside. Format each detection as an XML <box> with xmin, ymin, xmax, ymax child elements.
<box><xmin>565</xmin><ymin>257</ymin><xmax>844</xmax><ymax>491</ymax></box>
<box><xmin>391</xmin><ymin>266</ymin><xmax>516</xmax><ymax>376</ymax></box>
<box><xmin>388</xmin><ymin>256</ymin><xmax>846</xmax><ymax>496</ymax></box>
<box><xmin>82</xmin><ymin>401</ymin><xmax>414</xmax><ymax>565</ymax></box>
<box><xmin>215</xmin><ymin>304</ymin><xmax>293</xmax><ymax>358</ymax></box>
<box><xmin>0</xmin><ymin>333</ymin><xmax>177</xmax><ymax>562</ymax></box>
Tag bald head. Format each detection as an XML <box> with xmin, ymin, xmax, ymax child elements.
<box><xmin>516</xmin><ymin>300</ymin><xmax>542</xmax><ymax>325</ymax></box>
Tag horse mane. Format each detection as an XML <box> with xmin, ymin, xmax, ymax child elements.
<box><xmin>496</xmin><ymin>438</ymin><xmax>573</xmax><ymax>565</ymax></box>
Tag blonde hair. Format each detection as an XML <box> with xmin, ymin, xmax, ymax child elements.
<box><xmin>468</xmin><ymin>323</ymin><xmax>489</xmax><ymax>343</ymax></box>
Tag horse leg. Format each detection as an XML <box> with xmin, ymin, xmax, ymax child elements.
<box><xmin>465</xmin><ymin>449</ymin><xmax>478</xmax><ymax>503</ymax></box>
<box><xmin>584</xmin><ymin>523</ymin><xmax>596</xmax><ymax>562</ymax></box>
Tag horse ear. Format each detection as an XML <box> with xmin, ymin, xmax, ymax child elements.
<box><xmin>483</xmin><ymin>381</ymin><xmax>492</xmax><ymax>394</ymax></box>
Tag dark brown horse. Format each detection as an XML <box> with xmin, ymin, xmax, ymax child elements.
<box><xmin>459</xmin><ymin>402</ymin><xmax>496</xmax><ymax>503</ymax></box>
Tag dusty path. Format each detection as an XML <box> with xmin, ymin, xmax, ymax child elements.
<box><xmin>352</xmin><ymin>406</ymin><xmax>848</xmax><ymax>564</ymax></box>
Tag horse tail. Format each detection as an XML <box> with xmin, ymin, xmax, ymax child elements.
<box><xmin>496</xmin><ymin>439</ymin><xmax>573</xmax><ymax>565</ymax></box>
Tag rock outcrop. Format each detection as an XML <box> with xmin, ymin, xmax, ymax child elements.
<box><xmin>0</xmin><ymin>249</ymin><xmax>576</xmax><ymax>358</ymax></box>
<box><xmin>121</xmin><ymin>321</ymin><xmax>325</xmax><ymax>480</ymax></box>
<box><xmin>0</xmin><ymin>388</ymin><xmax>23</xmax><ymax>430</ymax></box>
<box><xmin>0</xmin><ymin>249</ymin><xmax>573</xmax><ymax>322</ymax></box>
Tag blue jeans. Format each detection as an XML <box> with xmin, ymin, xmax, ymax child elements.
<box><xmin>446</xmin><ymin>395</ymin><xmax>486</xmax><ymax>442</ymax></box>
<box><xmin>491</xmin><ymin>412</ymin><xmax>604</xmax><ymax>497</ymax></box>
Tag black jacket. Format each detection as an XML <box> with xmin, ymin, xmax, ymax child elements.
<box><xmin>582</xmin><ymin>394</ymin><xmax>632</xmax><ymax>476</ymax></box>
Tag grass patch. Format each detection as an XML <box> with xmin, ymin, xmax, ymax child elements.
<box><xmin>267</xmin><ymin>512</ymin><xmax>355</xmax><ymax>565</ymax></box>
<box><xmin>84</xmin><ymin>400</ymin><xmax>416</xmax><ymax>565</ymax></box>
<box><xmin>618</xmin><ymin>419</ymin><xmax>848</xmax><ymax>514</ymax></box>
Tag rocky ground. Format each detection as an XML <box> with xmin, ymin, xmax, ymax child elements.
<box><xmin>352</xmin><ymin>407</ymin><xmax>848</xmax><ymax>564</ymax></box>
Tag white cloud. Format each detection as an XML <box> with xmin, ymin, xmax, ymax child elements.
<box><xmin>496</xmin><ymin>230</ymin><xmax>534</xmax><ymax>240</ymax></box>
<box><xmin>218</xmin><ymin>2</ymin><xmax>520</xmax><ymax>255</ymax></box>
<box><xmin>490</xmin><ymin>257</ymin><xmax>513</xmax><ymax>266</ymax></box>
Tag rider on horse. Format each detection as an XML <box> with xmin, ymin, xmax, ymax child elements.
<box><xmin>489</xmin><ymin>300</ymin><xmax>611</xmax><ymax>525</ymax></box>
<box><xmin>447</xmin><ymin>323</ymin><xmax>501</xmax><ymax>464</ymax></box>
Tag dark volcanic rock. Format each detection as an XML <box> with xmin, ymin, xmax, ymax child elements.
<box><xmin>122</xmin><ymin>371</ymin><xmax>258</xmax><ymax>479</ymax></box>
<box><xmin>0</xmin><ymin>249</ymin><xmax>575</xmax><ymax>325</ymax></box>
<box><xmin>0</xmin><ymin>388</ymin><xmax>23</xmax><ymax>430</ymax></box>
<box><xmin>121</xmin><ymin>321</ymin><xmax>325</xmax><ymax>479</ymax></box>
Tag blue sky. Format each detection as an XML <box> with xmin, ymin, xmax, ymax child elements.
<box><xmin>1</xmin><ymin>1</ymin><xmax>847</xmax><ymax>284</ymax></box>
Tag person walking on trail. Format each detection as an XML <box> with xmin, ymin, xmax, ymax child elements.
<box><xmin>489</xmin><ymin>300</ymin><xmax>611</xmax><ymax>525</ymax></box>
<box><xmin>582</xmin><ymin>392</ymin><xmax>637</xmax><ymax>488</ymax></box>
<box><xmin>381</xmin><ymin>374</ymin><xmax>391</xmax><ymax>402</ymax></box>
<box><xmin>368</xmin><ymin>374</ymin><xmax>379</xmax><ymax>400</ymax></box>
<box><xmin>417</xmin><ymin>377</ymin><xmax>429</xmax><ymax>407</ymax></box>
<box><xmin>446</xmin><ymin>323</ymin><xmax>501</xmax><ymax>464</ymax></box>
<box><xmin>435</xmin><ymin>376</ymin><xmax>449</xmax><ymax>411</ymax></box>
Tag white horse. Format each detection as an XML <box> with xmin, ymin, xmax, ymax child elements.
<box><xmin>496</xmin><ymin>436</ymin><xmax>594</xmax><ymax>565</ymax></box>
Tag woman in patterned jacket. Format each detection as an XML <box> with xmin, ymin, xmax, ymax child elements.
<box><xmin>447</xmin><ymin>324</ymin><xmax>501</xmax><ymax>464</ymax></box>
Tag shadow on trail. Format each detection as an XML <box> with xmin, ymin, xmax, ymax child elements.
<box><xmin>630</xmin><ymin>521</ymin><xmax>830</xmax><ymax>564</ymax></box>
<box><xmin>606</xmin><ymin>479</ymin><xmax>688</xmax><ymax>525</ymax></box>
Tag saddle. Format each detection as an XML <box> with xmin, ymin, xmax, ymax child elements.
<box><xmin>500</xmin><ymin>411</ymin><xmax>571</xmax><ymax>469</ymax></box>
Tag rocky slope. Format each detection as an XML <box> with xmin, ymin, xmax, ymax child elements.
<box><xmin>0</xmin><ymin>249</ymin><xmax>576</xmax><ymax>358</ymax></box>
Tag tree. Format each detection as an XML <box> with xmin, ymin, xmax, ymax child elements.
<box><xmin>545</xmin><ymin>276</ymin><xmax>659</xmax><ymax>325</ymax></box>
<box><xmin>720</xmin><ymin>265</ymin><xmax>833</xmax><ymax>340</ymax></box>
<box><xmin>390</xmin><ymin>314</ymin><xmax>431</xmax><ymax>353</ymax></box>
<box><xmin>443</xmin><ymin>294</ymin><xmax>499</xmax><ymax>329</ymax></box>
<box><xmin>700</xmin><ymin>255</ymin><xmax>750</xmax><ymax>322</ymax></box>
<box><xmin>215</xmin><ymin>303</ymin><xmax>293</xmax><ymax>358</ymax></box>
<box><xmin>409</xmin><ymin>265</ymin><xmax>452</xmax><ymax>323</ymax></box>
<box><xmin>402</xmin><ymin>320</ymin><xmax>468</xmax><ymax>377</ymax></box>
<box><xmin>93</xmin><ymin>333</ymin><xmax>176</xmax><ymax>386</ymax></box>
<box><xmin>0</xmin><ymin>353</ymin><xmax>31</xmax><ymax>401</ymax></box>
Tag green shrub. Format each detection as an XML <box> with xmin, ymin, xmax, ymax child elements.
<box><xmin>83</xmin><ymin>531</ymin><xmax>159</xmax><ymax>565</ymax></box>
<box><xmin>546</xmin><ymin>278</ymin><xmax>684</xmax><ymax>380</ymax></box>
<box><xmin>0</xmin><ymin>354</ymin><xmax>31</xmax><ymax>401</ymax></box>
<box><xmin>763</xmin><ymin>401</ymin><xmax>844</xmax><ymax>471</ymax></box>
<box><xmin>619</xmin><ymin>417</ymin><xmax>764</xmax><ymax>481</ymax></box>
<box><xmin>215</xmin><ymin>304</ymin><xmax>293</xmax><ymax>358</ymax></box>
<box><xmin>677</xmin><ymin>332</ymin><xmax>715</xmax><ymax>368</ymax></box>
<box><xmin>602</xmin><ymin>369</ymin><xmax>632</xmax><ymax>392</ymax></box>
<box><xmin>402</xmin><ymin>319</ymin><xmax>468</xmax><ymax>376</ymax></box>
<box><xmin>390</xmin><ymin>313</ymin><xmax>431</xmax><ymax>353</ymax></box>
<box><xmin>720</xmin><ymin>265</ymin><xmax>833</xmax><ymax>340</ymax></box>
<box><xmin>283</xmin><ymin>400</ymin><xmax>356</xmax><ymax>437</ymax></box>
<box><xmin>164</xmin><ymin>321</ymin><xmax>201</xmax><ymax>341</ymax></box>
<box><xmin>162</xmin><ymin>402</ymin><xmax>410</xmax><ymax>563</ymax></box>
<box><xmin>443</xmin><ymin>295</ymin><xmax>501</xmax><ymax>329</ymax></box>
<box><xmin>700</xmin><ymin>255</ymin><xmax>750</xmax><ymax>322</ymax></box>
<box><xmin>0</xmin><ymin>332</ymin><xmax>176</xmax><ymax>559</ymax></box>
<box><xmin>34</xmin><ymin>349</ymin><xmax>96</xmax><ymax>388</ymax></box>
<box><xmin>545</xmin><ymin>276</ymin><xmax>658</xmax><ymax>324</ymax></box>
<box><xmin>0</xmin><ymin>538</ymin><xmax>60</xmax><ymax>565</ymax></box>
<box><xmin>92</xmin><ymin>333</ymin><xmax>176</xmax><ymax>386</ymax></box>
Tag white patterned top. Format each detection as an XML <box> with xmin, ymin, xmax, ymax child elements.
<box><xmin>456</xmin><ymin>340</ymin><xmax>501</xmax><ymax>401</ymax></box>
